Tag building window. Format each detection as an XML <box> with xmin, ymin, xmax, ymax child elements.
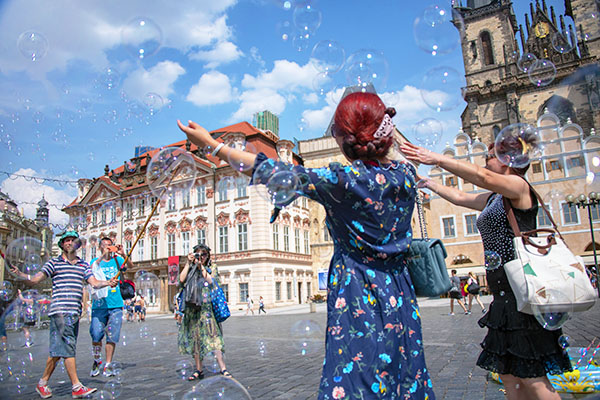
<box><xmin>168</xmin><ymin>193</ymin><xmax>176</xmax><ymax>211</ymax></box>
<box><xmin>445</xmin><ymin>176</ymin><xmax>457</xmax><ymax>187</ymax></box>
<box><xmin>548</xmin><ymin>160</ymin><xmax>562</xmax><ymax>171</ymax></box>
<box><xmin>150</xmin><ymin>236</ymin><xmax>158</xmax><ymax>259</ymax></box>
<box><xmin>537</xmin><ymin>205</ymin><xmax>552</xmax><ymax>227</ymax></box>
<box><xmin>182</xmin><ymin>231</ymin><xmax>190</xmax><ymax>255</ymax></box>
<box><xmin>304</xmin><ymin>231</ymin><xmax>310</xmax><ymax>254</ymax></box>
<box><xmin>100</xmin><ymin>209</ymin><xmax>106</xmax><ymax>225</ymax></box>
<box><xmin>307</xmin><ymin>282</ymin><xmax>311</xmax><ymax>298</ymax></box>
<box><xmin>273</xmin><ymin>224</ymin><xmax>279</xmax><ymax>250</ymax></box>
<box><xmin>480</xmin><ymin>31</ymin><xmax>494</xmax><ymax>65</ymax></box>
<box><xmin>91</xmin><ymin>246</ymin><xmax>96</xmax><ymax>260</ymax></box>
<box><xmin>236</xmin><ymin>179</ymin><xmax>247</xmax><ymax>198</ymax></box>
<box><xmin>182</xmin><ymin>189</ymin><xmax>191</xmax><ymax>208</ymax></box>
<box><xmin>197</xmin><ymin>229</ymin><xmax>206</xmax><ymax>246</ymax></box>
<box><xmin>239</xmin><ymin>283</ymin><xmax>248</xmax><ymax>303</ymax></box>
<box><xmin>168</xmin><ymin>233</ymin><xmax>176</xmax><ymax>257</ymax></box>
<box><xmin>442</xmin><ymin>217</ymin><xmax>456</xmax><ymax>238</ymax></box>
<box><xmin>125</xmin><ymin>240</ymin><xmax>132</xmax><ymax>256</ymax></box>
<box><xmin>81</xmin><ymin>247</ymin><xmax>86</xmax><ymax>261</ymax></box>
<box><xmin>92</xmin><ymin>211</ymin><xmax>97</xmax><ymax>226</ymax></box>
<box><xmin>197</xmin><ymin>185</ymin><xmax>206</xmax><ymax>205</ymax></box>
<box><xmin>150</xmin><ymin>196</ymin><xmax>158</xmax><ymax>211</ymax></box>
<box><xmin>464</xmin><ymin>214</ymin><xmax>478</xmax><ymax>235</ymax></box>
<box><xmin>219</xmin><ymin>226</ymin><xmax>229</xmax><ymax>253</ymax></box>
<box><xmin>275</xmin><ymin>282</ymin><xmax>281</xmax><ymax>301</ymax></box>
<box><xmin>138</xmin><ymin>198</ymin><xmax>145</xmax><ymax>217</ymax></box>
<box><xmin>125</xmin><ymin>202</ymin><xmax>133</xmax><ymax>219</ymax></box>
<box><xmin>294</xmin><ymin>228</ymin><xmax>301</xmax><ymax>253</ymax></box>
<box><xmin>218</xmin><ymin>182</ymin><xmax>228</xmax><ymax>202</ymax></box>
<box><xmin>302</xmin><ymin>197</ymin><xmax>308</xmax><ymax>208</ymax></box>
<box><xmin>221</xmin><ymin>284</ymin><xmax>229</xmax><ymax>302</ymax></box>
<box><xmin>110</xmin><ymin>207</ymin><xmax>116</xmax><ymax>223</ymax></box>
<box><xmin>591</xmin><ymin>204</ymin><xmax>600</xmax><ymax>222</ymax></box>
<box><xmin>287</xmin><ymin>282</ymin><xmax>292</xmax><ymax>300</ymax></box>
<box><xmin>137</xmin><ymin>238</ymin><xmax>144</xmax><ymax>261</ymax></box>
<box><xmin>323</xmin><ymin>226</ymin><xmax>330</xmax><ymax>242</ymax></box>
<box><xmin>283</xmin><ymin>226</ymin><xmax>290</xmax><ymax>252</ymax></box>
<box><xmin>238</xmin><ymin>223</ymin><xmax>248</xmax><ymax>251</ymax></box>
<box><xmin>532</xmin><ymin>162</ymin><xmax>542</xmax><ymax>173</ymax></box>
<box><xmin>567</xmin><ymin>156</ymin><xmax>583</xmax><ymax>169</ymax></box>
<box><xmin>561</xmin><ymin>203</ymin><xmax>579</xmax><ymax>225</ymax></box>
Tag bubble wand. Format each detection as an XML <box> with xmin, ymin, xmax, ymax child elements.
<box><xmin>585</xmin><ymin>342</ymin><xmax>600</xmax><ymax>370</ymax></box>
<box><xmin>114</xmin><ymin>155</ymin><xmax>189</xmax><ymax>280</ymax></box>
<box><xmin>575</xmin><ymin>337</ymin><xmax>597</xmax><ymax>369</ymax></box>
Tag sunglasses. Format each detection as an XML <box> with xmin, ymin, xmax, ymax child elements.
<box><xmin>485</xmin><ymin>153</ymin><xmax>496</xmax><ymax>161</ymax></box>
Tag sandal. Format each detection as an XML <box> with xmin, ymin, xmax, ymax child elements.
<box><xmin>188</xmin><ymin>370</ymin><xmax>204</xmax><ymax>381</ymax></box>
<box><xmin>220</xmin><ymin>369</ymin><xmax>233</xmax><ymax>378</ymax></box>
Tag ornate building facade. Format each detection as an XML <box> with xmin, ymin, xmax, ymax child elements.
<box><xmin>424</xmin><ymin>0</ymin><xmax>600</xmax><ymax>282</ymax></box>
<box><xmin>64</xmin><ymin>117</ymin><xmax>314</xmax><ymax>312</ymax></box>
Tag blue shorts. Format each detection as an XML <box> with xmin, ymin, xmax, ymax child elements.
<box><xmin>90</xmin><ymin>308</ymin><xmax>123</xmax><ymax>343</ymax></box>
<box><xmin>49</xmin><ymin>313</ymin><xmax>80</xmax><ymax>358</ymax></box>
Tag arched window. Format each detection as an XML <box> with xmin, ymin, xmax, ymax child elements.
<box><xmin>480</xmin><ymin>31</ymin><xmax>494</xmax><ymax>65</ymax></box>
<box><xmin>493</xmin><ymin>125</ymin><xmax>501</xmax><ymax>138</ymax></box>
<box><xmin>538</xmin><ymin>95</ymin><xmax>577</xmax><ymax>125</ymax></box>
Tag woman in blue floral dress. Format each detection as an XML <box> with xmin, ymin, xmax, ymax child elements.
<box><xmin>178</xmin><ymin>92</ymin><xmax>435</xmax><ymax>400</ymax></box>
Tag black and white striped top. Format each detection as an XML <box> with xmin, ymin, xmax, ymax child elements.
<box><xmin>41</xmin><ymin>255</ymin><xmax>93</xmax><ymax>316</ymax></box>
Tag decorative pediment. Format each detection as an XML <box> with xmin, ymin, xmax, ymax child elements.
<box><xmin>179</xmin><ymin>217</ymin><xmax>192</xmax><ymax>232</ymax></box>
<box><xmin>194</xmin><ymin>216</ymin><xmax>208</xmax><ymax>230</ymax></box>
<box><xmin>206</xmin><ymin>188</ymin><xmax>214</xmax><ymax>199</ymax></box>
<box><xmin>148</xmin><ymin>224</ymin><xmax>159</xmax><ymax>237</ymax></box>
<box><xmin>281</xmin><ymin>212</ymin><xmax>291</xmax><ymax>225</ymax></box>
<box><xmin>293</xmin><ymin>215</ymin><xmax>301</xmax><ymax>227</ymax></box>
<box><xmin>234</xmin><ymin>209</ymin><xmax>251</xmax><ymax>224</ymax></box>
<box><xmin>123</xmin><ymin>229</ymin><xmax>133</xmax><ymax>241</ymax></box>
<box><xmin>216</xmin><ymin>212</ymin><xmax>230</xmax><ymax>227</ymax></box>
<box><xmin>165</xmin><ymin>221</ymin><xmax>177</xmax><ymax>234</ymax></box>
<box><xmin>302</xmin><ymin>218</ymin><xmax>310</xmax><ymax>229</ymax></box>
<box><xmin>109</xmin><ymin>231</ymin><xmax>117</xmax><ymax>240</ymax></box>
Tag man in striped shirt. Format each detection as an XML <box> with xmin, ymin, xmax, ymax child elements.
<box><xmin>11</xmin><ymin>231</ymin><xmax>117</xmax><ymax>399</ymax></box>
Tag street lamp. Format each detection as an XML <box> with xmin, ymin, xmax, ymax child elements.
<box><xmin>566</xmin><ymin>192</ymin><xmax>600</xmax><ymax>297</ymax></box>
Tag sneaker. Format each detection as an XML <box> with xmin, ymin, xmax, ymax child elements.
<box><xmin>465</xmin><ymin>310</ymin><xmax>472</xmax><ymax>315</ymax></box>
<box><xmin>449</xmin><ymin>312</ymin><xmax>455</xmax><ymax>316</ymax></box>
<box><xmin>72</xmin><ymin>385</ymin><xmax>96</xmax><ymax>399</ymax></box>
<box><xmin>90</xmin><ymin>360</ymin><xmax>102</xmax><ymax>377</ymax></box>
<box><xmin>36</xmin><ymin>384</ymin><xmax>52</xmax><ymax>399</ymax></box>
<box><xmin>103</xmin><ymin>364</ymin><xmax>115</xmax><ymax>377</ymax></box>
<box><xmin>482</xmin><ymin>308</ymin><xmax>487</xmax><ymax>314</ymax></box>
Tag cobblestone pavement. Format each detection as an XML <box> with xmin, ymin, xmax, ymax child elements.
<box><xmin>1</xmin><ymin>297</ymin><xmax>599</xmax><ymax>399</ymax></box>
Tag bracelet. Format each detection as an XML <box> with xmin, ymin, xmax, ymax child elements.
<box><xmin>211</xmin><ymin>142</ymin><xmax>225</xmax><ymax>157</ymax></box>
<box><xmin>27</xmin><ymin>274</ymin><xmax>31</xmax><ymax>280</ymax></box>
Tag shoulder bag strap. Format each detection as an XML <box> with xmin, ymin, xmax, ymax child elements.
<box><xmin>416</xmin><ymin>191</ymin><xmax>428</xmax><ymax>240</ymax></box>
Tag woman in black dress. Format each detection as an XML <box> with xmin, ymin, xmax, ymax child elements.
<box><xmin>401</xmin><ymin>140</ymin><xmax>571</xmax><ymax>400</ymax></box>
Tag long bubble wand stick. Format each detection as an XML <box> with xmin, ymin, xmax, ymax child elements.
<box><xmin>575</xmin><ymin>337</ymin><xmax>597</xmax><ymax>370</ymax></box>
<box><xmin>585</xmin><ymin>342</ymin><xmax>600</xmax><ymax>371</ymax></box>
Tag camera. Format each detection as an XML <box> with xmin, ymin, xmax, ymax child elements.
<box><xmin>194</xmin><ymin>253</ymin><xmax>201</xmax><ymax>260</ymax></box>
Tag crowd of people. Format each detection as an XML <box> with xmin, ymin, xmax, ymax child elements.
<box><xmin>0</xmin><ymin>91</ymin><xmax>576</xmax><ymax>400</ymax></box>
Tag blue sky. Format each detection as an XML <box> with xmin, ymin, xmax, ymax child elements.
<box><xmin>0</xmin><ymin>0</ymin><xmax>569</xmax><ymax>227</ymax></box>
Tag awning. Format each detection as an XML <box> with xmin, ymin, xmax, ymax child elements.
<box><xmin>451</xmin><ymin>265</ymin><xmax>486</xmax><ymax>276</ymax></box>
<box><xmin>581</xmin><ymin>255</ymin><xmax>599</xmax><ymax>266</ymax></box>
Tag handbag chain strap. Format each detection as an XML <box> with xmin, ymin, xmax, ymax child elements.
<box><xmin>416</xmin><ymin>191</ymin><xmax>429</xmax><ymax>240</ymax></box>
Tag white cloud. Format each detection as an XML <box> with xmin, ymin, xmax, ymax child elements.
<box><xmin>302</xmin><ymin>92</ymin><xmax>319</xmax><ymax>105</ymax></box>
<box><xmin>122</xmin><ymin>61</ymin><xmax>185</xmax><ymax>105</ymax></box>
<box><xmin>1</xmin><ymin>168</ymin><xmax>77</xmax><ymax>227</ymax></box>
<box><xmin>230</xmin><ymin>88</ymin><xmax>286</xmax><ymax>122</ymax></box>
<box><xmin>186</xmin><ymin>71</ymin><xmax>236</xmax><ymax>106</ymax></box>
<box><xmin>189</xmin><ymin>41</ymin><xmax>243</xmax><ymax>68</ymax></box>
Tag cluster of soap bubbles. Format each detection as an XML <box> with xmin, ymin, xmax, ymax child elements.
<box><xmin>253</xmin><ymin>159</ymin><xmax>300</xmax><ymax>207</ymax></box>
<box><xmin>146</xmin><ymin>147</ymin><xmax>197</xmax><ymax>199</ymax></box>
<box><xmin>4</xmin><ymin>237</ymin><xmax>49</xmax><ymax>280</ymax></box>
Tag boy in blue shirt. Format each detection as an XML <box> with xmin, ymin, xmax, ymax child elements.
<box><xmin>89</xmin><ymin>236</ymin><xmax>133</xmax><ymax>377</ymax></box>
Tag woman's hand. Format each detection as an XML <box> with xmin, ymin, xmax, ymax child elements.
<box><xmin>177</xmin><ymin>120</ymin><xmax>216</xmax><ymax>149</ymax></box>
<box><xmin>187</xmin><ymin>253</ymin><xmax>195</xmax><ymax>263</ymax></box>
<box><xmin>400</xmin><ymin>142</ymin><xmax>442</xmax><ymax>166</ymax></box>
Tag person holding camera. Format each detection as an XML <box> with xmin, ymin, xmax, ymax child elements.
<box><xmin>10</xmin><ymin>230</ymin><xmax>117</xmax><ymax>399</ymax></box>
<box><xmin>178</xmin><ymin>244</ymin><xmax>231</xmax><ymax>380</ymax></box>
<box><xmin>88</xmin><ymin>236</ymin><xmax>133</xmax><ymax>378</ymax></box>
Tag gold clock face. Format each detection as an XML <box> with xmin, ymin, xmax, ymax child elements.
<box><xmin>534</xmin><ymin>22</ymin><xmax>550</xmax><ymax>38</ymax></box>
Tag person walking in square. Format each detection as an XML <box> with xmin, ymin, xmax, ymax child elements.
<box><xmin>448</xmin><ymin>269</ymin><xmax>468</xmax><ymax>315</ymax></box>
<box><xmin>258</xmin><ymin>296</ymin><xmax>266</xmax><ymax>314</ymax></box>
<box><xmin>466</xmin><ymin>271</ymin><xmax>486</xmax><ymax>314</ymax></box>
<box><xmin>245</xmin><ymin>295</ymin><xmax>254</xmax><ymax>316</ymax></box>
<box><xmin>10</xmin><ymin>231</ymin><xmax>117</xmax><ymax>399</ymax></box>
<box><xmin>178</xmin><ymin>91</ymin><xmax>436</xmax><ymax>399</ymax></box>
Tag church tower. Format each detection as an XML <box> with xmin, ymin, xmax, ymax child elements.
<box><xmin>453</xmin><ymin>0</ymin><xmax>598</xmax><ymax>143</ymax></box>
<box><xmin>35</xmin><ymin>195</ymin><xmax>49</xmax><ymax>227</ymax></box>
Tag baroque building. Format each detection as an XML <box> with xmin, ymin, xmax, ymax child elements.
<box><xmin>64</xmin><ymin>114</ymin><xmax>314</xmax><ymax>312</ymax></box>
<box><xmin>423</xmin><ymin>0</ymin><xmax>600</xmax><ymax>283</ymax></box>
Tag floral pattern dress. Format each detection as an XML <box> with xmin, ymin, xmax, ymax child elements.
<box><xmin>252</xmin><ymin>154</ymin><xmax>435</xmax><ymax>400</ymax></box>
<box><xmin>178</xmin><ymin>265</ymin><xmax>225</xmax><ymax>358</ymax></box>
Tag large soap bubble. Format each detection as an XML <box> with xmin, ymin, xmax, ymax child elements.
<box><xmin>290</xmin><ymin>319</ymin><xmax>323</xmax><ymax>356</ymax></box>
<box><xmin>121</xmin><ymin>17</ymin><xmax>162</xmax><ymax>59</ymax></box>
<box><xmin>134</xmin><ymin>271</ymin><xmax>160</xmax><ymax>305</ymax></box>
<box><xmin>183</xmin><ymin>376</ymin><xmax>252</xmax><ymax>400</ymax></box>
<box><xmin>310</xmin><ymin>40</ymin><xmax>345</xmax><ymax>74</ymax></box>
<box><xmin>412</xmin><ymin>118</ymin><xmax>443</xmax><ymax>149</ymax></box>
<box><xmin>345</xmin><ymin>49</ymin><xmax>389</xmax><ymax>91</ymax></box>
<box><xmin>420</xmin><ymin>66</ymin><xmax>465</xmax><ymax>112</ymax></box>
<box><xmin>17</xmin><ymin>31</ymin><xmax>48</xmax><ymax>61</ymax></box>
<box><xmin>528</xmin><ymin>59</ymin><xmax>557</xmax><ymax>87</ymax></box>
<box><xmin>413</xmin><ymin>3</ymin><xmax>464</xmax><ymax>56</ymax></box>
<box><xmin>5</xmin><ymin>237</ymin><xmax>48</xmax><ymax>280</ymax></box>
<box><xmin>293</xmin><ymin>4</ymin><xmax>322</xmax><ymax>35</ymax></box>
<box><xmin>146</xmin><ymin>147</ymin><xmax>197</xmax><ymax>199</ymax></box>
<box><xmin>494</xmin><ymin>123</ymin><xmax>542</xmax><ymax>169</ymax></box>
<box><xmin>531</xmin><ymin>289</ymin><xmax>572</xmax><ymax>331</ymax></box>
<box><xmin>266</xmin><ymin>171</ymin><xmax>299</xmax><ymax>206</ymax></box>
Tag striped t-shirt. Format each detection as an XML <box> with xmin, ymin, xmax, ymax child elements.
<box><xmin>41</xmin><ymin>255</ymin><xmax>93</xmax><ymax>316</ymax></box>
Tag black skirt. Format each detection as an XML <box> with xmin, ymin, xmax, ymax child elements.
<box><xmin>476</xmin><ymin>290</ymin><xmax>572</xmax><ymax>378</ymax></box>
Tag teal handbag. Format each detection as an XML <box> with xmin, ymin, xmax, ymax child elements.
<box><xmin>406</xmin><ymin>192</ymin><xmax>452</xmax><ymax>297</ymax></box>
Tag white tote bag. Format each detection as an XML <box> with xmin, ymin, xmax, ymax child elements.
<box><xmin>502</xmin><ymin>196</ymin><xmax>596</xmax><ymax>314</ymax></box>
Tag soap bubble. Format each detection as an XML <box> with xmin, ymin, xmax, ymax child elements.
<box><xmin>146</xmin><ymin>147</ymin><xmax>197</xmax><ymax>199</ymax></box>
<box><xmin>0</xmin><ymin>281</ymin><xmax>14</xmax><ymax>301</ymax></box>
<box><xmin>413</xmin><ymin>3</ymin><xmax>464</xmax><ymax>56</ymax></box>
<box><xmin>105</xmin><ymin>362</ymin><xmax>123</xmax><ymax>383</ymax></box>
<box><xmin>143</xmin><ymin>92</ymin><xmax>163</xmax><ymax>116</ymax></box>
<box><xmin>176</xmin><ymin>359</ymin><xmax>194</xmax><ymax>380</ymax></box>
<box><xmin>92</xmin><ymin>390</ymin><xmax>114</xmax><ymax>400</ymax></box>
<box><xmin>420</xmin><ymin>66</ymin><xmax>465</xmax><ymax>112</ymax></box>
<box><xmin>290</xmin><ymin>319</ymin><xmax>323</xmax><ymax>356</ymax></box>
<box><xmin>276</xmin><ymin>20</ymin><xmax>292</xmax><ymax>42</ymax></box>
<box><xmin>184</xmin><ymin>376</ymin><xmax>252</xmax><ymax>400</ymax></box>
<box><xmin>558</xmin><ymin>335</ymin><xmax>570</xmax><ymax>349</ymax></box>
<box><xmin>494</xmin><ymin>123</ymin><xmax>542</xmax><ymax>168</ymax></box>
<box><xmin>551</xmin><ymin>31</ymin><xmax>575</xmax><ymax>54</ymax></box>
<box><xmin>345</xmin><ymin>49</ymin><xmax>389</xmax><ymax>91</ymax></box>
<box><xmin>135</xmin><ymin>271</ymin><xmax>160</xmax><ymax>303</ymax></box>
<box><xmin>17</xmin><ymin>31</ymin><xmax>48</xmax><ymax>61</ymax></box>
<box><xmin>484</xmin><ymin>250</ymin><xmax>501</xmax><ymax>271</ymax></box>
<box><xmin>266</xmin><ymin>171</ymin><xmax>299</xmax><ymax>206</ymax></box>
<box><xmin>312</xmin><ymin>71</ymin><xmax>336</xmax><ymax>97</ymax></box>
<box><xmin>293</xmin><ymin>4</ymin><xmax>322</xmax><ymax>35</ymax></box>
<box><xmin>531</xmin><ymin>289</ymin><xmax>571</xmax><ymax>331</ymax></box>
<box><xmin>257</xmin><ymin>339</ymin><xmax>268</xmax><ymax>357</ymax></box>
<box><xmin>292</xmin><ymin>32</ymin><xmax>310</xmax><ymax>52</ymax></box>
<box><xmin>121</xmin><ymin>17</ymin><xmax>163</xmax><ymax>59</ymax></box>
<box><xmin>204</xmin><ymin>351</ymin><xmax>221</xmax><ymax>373</ymax></box>
<box><xmin>577</xmin><ymin>12</ymin><xmax>600</xmax><ymax>42</ymax></box>
<box><xmin>543</xmin><ymin>189</ymin><xmax>564</xmax><ymax>215</ymax></box>
<box><xmin>5</xmin><ymin>237</ymin><xmax>48</xmax><ymax>280</ymax></box>
<box><xmin>254</xmin><ymin>159</ymin><xmax>294</xmax><ymax>186</ymax></box>
<box><xmin>528</xmin><ymin>59</ymin><xmax>556</xmax><ymax>87</ymax></box>
<box><xmin>224</xmin><ymin>138</ymin><xmax>257</xmax><ymax>173</ymax></box>
<box><xmin>104</xmin><ymin>380</ymin><xmax>122</xmax><ymax>398</ymax></box>
<box><xmin>99</xmin><ymin>67</ymin><xmax>120</xmax><ymax>90</ymax></box>
<box><xmin>310</xmin><ymin>40</ymin><xmax>345</xmax><ymax>73</ymax></box>
<box><xmin>412</xmin><ymin>118</ymin><xmax>443</xmax><ymax>149</ymax></box>
<box><xmin>517</xmin><ymin>53</ymin><xmax>537</xmax><ymax>73</ymax></box>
